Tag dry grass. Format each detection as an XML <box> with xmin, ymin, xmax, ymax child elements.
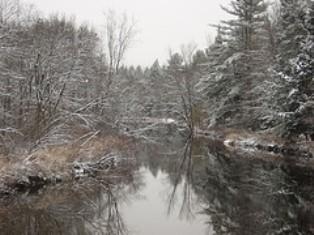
<box><xmin>0</xmin><ymin>155</ymin><xmax>10</xmax><ymax>172</ymax></box>
<box><xmin>0</xmin><ymin>134</ymin><xmax>134</xmax><ymax>193</ymax></box>
<box><xmin>24</xmin><ymin>135</ymin><xmax>133</xmax><ymax>172</ymax></box>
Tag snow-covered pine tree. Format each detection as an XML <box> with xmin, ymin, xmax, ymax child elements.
<box><xmin>271</xmin><ymin>0</ymin><xmax>313</xmax><ymax>139</ymax></box>
<box><xmin>275</xmin><ymin>0</ymin><xmax>308</xmax><ymax>77</ymax></box>
<box><xmin>283</xmin><ymin>0</ymin><xmax>314</xmax><ymax>139</ymax></box>
<box><xmin>196</xmin><ymin>27</ymin><xmax>235</xmax><ymax>127</ymax></box>
<box><xmin>199</xmin><ymin>0</ymin><xmax>271</xmax><ymax>129</ymax></box>
<box><xmin>220</xmin><ymin>0</ymin><xmax>270</xmax><ymax>90</ymax></box>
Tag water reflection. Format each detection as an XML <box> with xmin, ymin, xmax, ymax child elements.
<box><xmin>203</xmin><ymin>141</ymin><xmax>314</xmax><ymax>235</ymax></box>
<box><xmin>135</xmin><ymin>137</ymin><xmax>314</xmax><ymax>235</ymax></box>
<box><xmin>167</xmin><ymin>138</ymin><xmax>194</xmax><ymax>219</ymax></box>
<box><xmin>0</xmin><ymin>176</ymin><xmax>144</xmax><ymax>235</ymax></box>
<box><xmin>122</xmin><ymin>167</ymin><xmax>208</xmax><ymax>235</ymax></box>
<box><xmin>1</xmin><ymin>137</ymin><xmax>314</xmax><ymax>234</ymax></box>
<box><xmin>127</xmin><ymin>137</ymin><xmax>209</xmax><ymax>234</ymax></box>
<box><xmin>135</xmin><ymin>137</ymin><xmax>208</xmax><ymax>222</ymax></box>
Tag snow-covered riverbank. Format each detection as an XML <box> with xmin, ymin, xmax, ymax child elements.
<box><xmin>0</xmin><ymin>135</ymin><xmax>135</xmax><ymax>196</ymax></box>
<box><xmin>198</xmin><ymin>128</ymin><xmax>314</xmax><ymax>162</ymax></box>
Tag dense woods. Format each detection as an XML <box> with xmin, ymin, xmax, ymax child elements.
<box><xmin>0</xmin><ymin>0</ymin><xmax>313</xmax><ymax>153</ymax></box>
<box><xmin>0</xmin><ymin>0</ymin><xmax>314</xmax><ymax>234</ymax></box>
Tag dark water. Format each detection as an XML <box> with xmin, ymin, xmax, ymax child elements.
<box><xmin>1</xmin><ymin>137</ymin><xmax>314</xmax><ymax>235</ymax></box>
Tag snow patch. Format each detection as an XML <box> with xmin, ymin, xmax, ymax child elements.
<box><xmin>288</xmin><ymin>88</ymin><xmax>298</xmax><ymax>98</ymax></box>
<box><xmin>224</xmin><ymin>137</ymin><xmax>258</xmax><ymax>152</ymax></box>
<box><xmin>223</xmin><ymin>139</ymin><xmax>234</xmax><ymax>147</ymax></box>
<box><xmin>160</xmin><ymin>118</ymin><xmax>176</xmax><ymax>124</ymax></box>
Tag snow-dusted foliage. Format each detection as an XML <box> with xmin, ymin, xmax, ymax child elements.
<box><xmin>270</xmin><ymin>0</ymin><xmax>314</xmax><ymax>138</ymax></box>
<box><xmin>197</xmin><ymin>0</ymin><xmax>275</xmax><ymax>130</ymax></box>
<box><xmin>0</xmin><ymin>1</ymin><xmax>112</xmax><ymax>151</ymax></box>
<box><xmin>193</xmin><ymin>0</ymin><xmax>313</xmax><ymax>140</ymax></box>
<box><xmin>0</xmin><ymin>0</ymin><xmax>313</xmax><ymax>151</ymax></box>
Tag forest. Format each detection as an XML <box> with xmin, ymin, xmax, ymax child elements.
<box><xmin>0</xmin><ymin>0</ymin><xmax>313</xmax><ymax>234</ymax></box>
<box><xmin>0</xmin><ymin>0</ymin><xmax>313</xmax><ymax>151</ymax></box>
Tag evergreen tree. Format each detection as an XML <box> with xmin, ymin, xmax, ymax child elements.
<box><xmin>275</xmin><ymin>0</ymin><xmax>308</xmax><ymax>77</ymax></box>
<box><xmin>196</xmin><ymin>27</ymin><xmax>235</xmax><ymax>127</ymax></box>
<box><xmin>271</xmin><ymin>0</ymin><xmax>313</xmax><ymax>139</ymax></box>
<box><xmin>282</xmin><ymin>0</ymin><xmax>314</xmax><ymax>139</ymax></box>
<box><xmin>199</xmin><ymin>0</ymin><xmax>271</xmax><ymax>129</ymax></box>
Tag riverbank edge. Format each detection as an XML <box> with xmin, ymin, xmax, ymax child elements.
<box><xmin>0</xmin><ymin>134</ymin><xmax>135</xmax><ymax>197</ymax></box>
<box><xmin>197</xmin><ymin>128</ymin><xmax>314</xmax><ymax>165</ymax></box>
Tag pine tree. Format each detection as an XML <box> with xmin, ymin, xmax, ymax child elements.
<box><xmin>272</xmin><ymin>0</ymin><xmax>314</xmax><ymax>139</ymax></box>
<box><xmin>200</xmin><ymin>0</ymin><xmax>271</xmax><ymax>129</ymax></box>
<box><xmin>275</xmin><ymin>0</ymin><xmax>308</xmax><ymax>76</ymax></box>
<box><xmin>283</xmin><ymin>0</ymin><xmax>314</xmax><ymax>139</ymax></box>
<box><xmin>196</xmin><ymin>28</ymin><xmax>235</xmax><ymax>127</ymax></box>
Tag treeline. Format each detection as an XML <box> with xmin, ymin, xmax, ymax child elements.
<box><xmin>118</xmin><ymin>0</ymin><xmax>314</xmax><ymax>141</ymax></box>
<box><xmin>111</xmin><ymin>47</ymin><xmax>208</xmax><ymax>136</ymax></box>
<box><xmin>129</xmin><ymin>0</ymin><xmax>314</xmax><ymax>141</ymax></box>
<box><xmin>198</xmin><ymin>0</ymin><xmax>314</xmax><ymax>140</ymax></box>
<box><xmin>0</xmin><ymin>0</ymin><xmax>313</xmax><ymax>153</ymax></box>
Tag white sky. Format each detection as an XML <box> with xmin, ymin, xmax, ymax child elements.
<box><xmin>23</xmin><ymin>0</ymin><xmax>231</xmax><ymax>67</ymax></box>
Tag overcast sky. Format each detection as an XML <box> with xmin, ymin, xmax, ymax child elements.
<box><xmin>23</xmin><ymin>0</ymin><xmax>231</xmax><ymax>67</ymax></box>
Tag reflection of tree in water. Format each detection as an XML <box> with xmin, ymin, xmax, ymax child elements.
<box><xmin>202</xmin><ymin>141</ymin><xmax>314</xmax><ymax>235</ymax></box>
<box><xmin>138</xmin><ymin>136</ymin><xmax>314</xmax><ymax>234</ymax></box>
<box><xmin>27</xmin><ymin>137</ymin><xmax>312</xmax><ymax>235</ymax></box>
<box><xmin>133</xmin><ymin>137</ymin><xmax>202</xmax><ymax>220</ymax></box>
<box><xmin>167</xmin><ymin>138</ymin><xmax>194</xmax><ymax>220</ymax></box>
<box><xmin>0</xmin><ymin>176</ymin><xmax>144</xmax><ymax>235</ymax></box>
<box><xmin>158</xmin><ymin>137</ymin><xmax>208</xmax><ymax>221</ymax></box>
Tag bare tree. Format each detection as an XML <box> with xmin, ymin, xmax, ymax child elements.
<box><xmin>0</xmin><ymin>0</ymin><xmax>20</xmax><ymax>24</ymax></box>
<box><xmin>103</xmin><ymin>9</ymin><xmax>137</xmax><ymax>89</ymax></box>
<box><xmin>180</xmin><ymin>42</ymin><xmax>197</xmax><ymax>66</ymax></box>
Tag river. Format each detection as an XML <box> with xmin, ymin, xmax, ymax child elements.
<box><xmin>0</xmin><ymin>137</ymin><xmax>313</xmax><ymax>234</ymax></box>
